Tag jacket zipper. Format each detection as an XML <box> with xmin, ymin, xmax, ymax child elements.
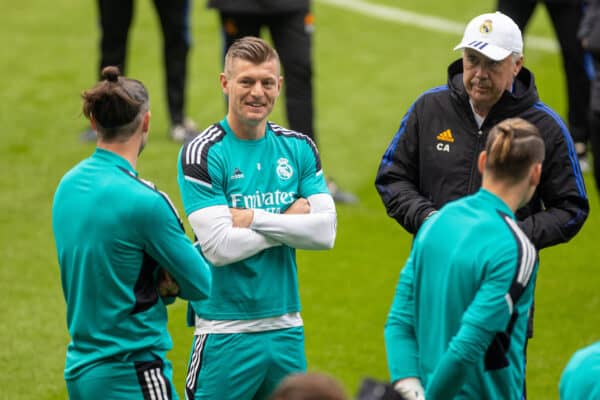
<box><xmin>467</xmin><ymin>128</ymin><xmax>484</xmax><ymax>193</ymax></box>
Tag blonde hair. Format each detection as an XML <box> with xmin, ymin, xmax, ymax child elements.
<box><xmin>224</xmin><ymin>36</ymin><xmax>280</xmax><ymax>77</ymax></box>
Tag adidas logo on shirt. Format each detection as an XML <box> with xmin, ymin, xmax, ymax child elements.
<box><xmin>231</xmin><ymin>168</ymin><xmax>244</xmax><ymax>180</ymax></box>
<box><xmin>436</xmin><ymin>129</ymin><xmax>454</xmax><ymax>143</ymax></box>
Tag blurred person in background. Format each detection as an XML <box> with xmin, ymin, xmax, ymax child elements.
<box><xmin>578</xmin><ymin>0</ymin><xmax>600</xmax><ymax>190</ymax></box>
<box><xmin>559</xmin><ymin>341</ymin><xmax>600</xmax><ymax>399</ymax></box>
<box><xmin>268</xmin><ymin>372</ymin><xmax>348</xmax><ymax>400</ymax></box>
<box><xmin>81</xmin><ymin>0</ymin><xmax>198</xmax><ymax>143</ymax></box>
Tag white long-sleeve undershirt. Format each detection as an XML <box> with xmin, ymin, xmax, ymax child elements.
<box><xmin>251</xmin><ymin>193</ymin><xmax>336</xmax><ymax>249</ymax></box>
<box><xmin>188</xmin><ymin>193</ymin><xmax>336</xmax><ymax>266</ymax></box>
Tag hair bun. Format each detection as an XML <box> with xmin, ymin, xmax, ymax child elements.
<box><xmin>101</xmin><ymin>66</ymin><xmax>120</xmax><ymax>83</ymax></box>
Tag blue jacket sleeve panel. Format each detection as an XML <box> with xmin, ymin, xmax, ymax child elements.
<box><xmin>375</xmin><ymin>103</ymin><xmax>437</xmax><ymax>234</ymax></box>
<box><xmin>143</xmin><ymin>195</ymin><xmax>212</xmax><ymax>301</ymax></box>
<box><xmin>384</xmin><ymin>255</ymin><xmax>420</xmax><ymax>381</ymax></box>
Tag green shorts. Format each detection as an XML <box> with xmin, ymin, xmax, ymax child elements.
<box><xmin>66</xmin><ymin>354</ymin><xmax>177</xmax><ymax>400</ymax></box>
<box><xmin>185</xmin><ymin>326</ymin><xmax>306</xmax><ymax>400</ymax></box>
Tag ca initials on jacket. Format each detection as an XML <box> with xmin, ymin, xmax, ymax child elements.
<box><xmin>437</xmin><ymin>143</ymin><xmax>450</xmax><ymax>152</ymax></box>
<box><xmin>436</xmin><ymin>129</ymin><xmax>454</xmax><ymax>152</ymax></box>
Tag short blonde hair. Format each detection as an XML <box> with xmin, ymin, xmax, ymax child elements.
<box><xmin>224</xmin><ymin>36</ymin><xmax>280</xmax><ymax>77</ymax></box>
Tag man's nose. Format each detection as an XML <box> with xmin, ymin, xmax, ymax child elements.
<box><xmin>474</xmin><ymin>64</ymin><xmax>489</xmax><ymax>77</ymax></box>
<box><xmin>250</xmin><ymin>82</ymin><xmax>264</xmax><ymax>96</ymax></box>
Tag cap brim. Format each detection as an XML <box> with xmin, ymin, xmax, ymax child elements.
<box><xmin>453</xmin><ymin>42</ymin><xmax>512</xmax><ymax>61</ymax></box>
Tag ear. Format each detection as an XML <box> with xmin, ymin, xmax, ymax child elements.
<box><xmin>477</xmin><ymin>151</ymin><xmax>487</xmax><ymax>174</ymax></box>
<box><xmin>89</xmin><ymin>115</ymin><xmax>97</xmax><ymax>131</ymax></box>
<box><xmin>142</xmin><ymin>111</ymin><xmax>151</xmax><ymax>134</ymax></box>
<box><xmin>513</xmin><ymin>55</ymin><xmax>524</xmax><ymax>77</ymax></box>
<box><xmin>530</xmin><ymin>163</ymin><xmax>542</xmax><ymax>187</ymax></box>
<box><xmin>278</xmin><ymin>75</ymin><xmax>284</xmax><ymax>92</ymax></box>
<box><xmin>220</xmin><ymin>72</ymin><xmax>229</xmax><ymax>95</ymax></box>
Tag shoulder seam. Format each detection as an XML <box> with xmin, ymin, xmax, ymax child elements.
<box><xmin>269</xmin><ymin>122</ymin><xmax>322</xmax><ymax>173</ymax></box>
<box><xmin>116</xmin><ymin>166</ymin><xmax>185</xmax><ymax>231</ymax></box>
<box><xmin>181</xmin><ymin>123</ymin><xmax>227</xmax><ymax>186</ymax></box>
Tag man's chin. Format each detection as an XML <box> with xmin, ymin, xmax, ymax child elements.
<box><xmin>469</xmin><ymin>92</ymin><xmax>493</xmax><ymax>103</ymax></box>
<box><xmin>244</xmin><ymin>112</ymin><xmax>268</xmax><ymax>123</ymax></box>
<box><xmin>241</xmin><ymin>115</ymin><xmax>264</xmax><ymax>126</ymax></box>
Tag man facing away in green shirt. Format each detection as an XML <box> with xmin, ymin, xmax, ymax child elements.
<box><xmin>385</xmin><ymin>118</ymin><xmax>545</xmax><ymax>400</ymax></box>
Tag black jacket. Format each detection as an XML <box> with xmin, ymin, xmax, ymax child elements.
<box><xmin>207</xmin><ymin>0</ymin><xmax>309</xmax><ymax>13</ymax></box>
<box><xmin>375</xmin><ymin>59</ymin><xmax>589</xmax><ymax>250</ymax></box>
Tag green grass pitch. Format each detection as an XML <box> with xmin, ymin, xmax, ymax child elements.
<box><xmin>1</xmin><ymin>0</ymin><xmax>599</xmax><ymax>398</ymax></box>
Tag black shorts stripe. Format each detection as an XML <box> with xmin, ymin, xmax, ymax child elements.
<box><xmin>134</xmin><ymin>359</ymin><xmax>172</xmax><ymax>400</ymax></box>
<box><xmin>185</xmin><ymin>334</ymin><xmax>208</xmax><ymax>400</ymax></box>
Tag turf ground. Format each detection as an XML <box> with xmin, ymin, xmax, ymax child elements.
<box><xmin>1</xmin><ymin>0</ymin><xmax>599</xmax><ymax>398</ymax></box>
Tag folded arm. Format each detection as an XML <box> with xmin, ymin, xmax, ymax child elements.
<box><xmin>189</xmin><ymin>205</ymin><xmax>281</xmax><ymax>267</ymax></box>
<box><xmin>144</xmin><ymin>194</ymin><xmax>212</xmax><ymax>301</ymax></box>
<box><xmin>250</xmin><ymin>193</ymin><xmax>337</xmax><ymax>250</ymax></box>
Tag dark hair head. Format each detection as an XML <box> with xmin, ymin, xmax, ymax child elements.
<box><xmin>269</xmin><ymin>373</ymin><xmax>347</xmax><ymax>400</ymax></box>
<box><xmin>224</xmin><ymin>36</ymin><xmax>280</xmax><ymax>77</ymax></box>
<box><xmin>485</xmin><ymin>118</ymin><xmax>545</xmax><ymax>181</ymax></box>
<box><xmin>81</xmin><ymin>66</ymin><xmax>149</xmax><ymax>141</ymax></box>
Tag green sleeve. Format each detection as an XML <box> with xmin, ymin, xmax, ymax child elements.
<box><xmin>426</xmin><ymin>322</ymin><xmax>495</xmax><ymax>399</ymax></box>
<box><xmin>143</xmin><ymin>195</ymin><xmax>212</xmax><ymax>301</ymax></box>
<box><xmin>426</xmin><ymin>248</ymin><xmax>513</xmax><ymax>398</ymax></box>
<box><xmin>384</xmin><ymin>253</ymin><xmax>420</xmax><ymax>381</ymax></box>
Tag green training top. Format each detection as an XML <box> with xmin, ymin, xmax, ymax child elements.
<box><xmin>560</xmin><ymin>341</ymin><xmax>600</xmax><ymax>399</ymax></box>
<box><xmin>52</xmin><ymin>148</ymin><xmax>212</xmax><ymax>380</ymax></box>
<box><xmin>178</xmin><ymin>119</ymin><xmax>328</xmax><ymax>320</ymax></box>
<box><xmin>385</xmin><ymin>188</ymin><xmax>538</xmax><ymax>400</ymax></box>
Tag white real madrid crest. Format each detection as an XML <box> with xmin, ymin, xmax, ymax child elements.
<box><xmin>276</xmin><ymin>157</ymin><xmax>293</xmax><ymax>180</ymax></box>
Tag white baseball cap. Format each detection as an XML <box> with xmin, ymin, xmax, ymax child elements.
<box><xmin>454</xmin><ymin>12</ymin><xmax>523</xmax><ymax>61</ymax></box>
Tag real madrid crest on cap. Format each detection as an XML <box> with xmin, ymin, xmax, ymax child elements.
<box><xmin>276</xmin><ymin>158</ymin><xmax>293</xmax><ymax>180</ymax></box>
<box><xmin>480</xmin><ymin>19</ymin><xmax>492</xmax><ymax>34</ymax></box>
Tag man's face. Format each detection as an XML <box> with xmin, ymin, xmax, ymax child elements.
<box><xmin>221</xmin><ymin>58</ymin><xmax>282</xmax><ymax>128</ymax></box>
<box><xmin>462</xmin><ymin>48</ymin><xmax>523</xmax><ymax>114</ymax></box>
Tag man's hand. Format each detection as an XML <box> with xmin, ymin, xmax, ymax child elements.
<box><xmin>157</xmin><ymin>269</ymin><xmax>180</xmax><ymax>297</ymax></box>
<box><xmin>394</xmin><ymin>378</ymin><xmax>426</xmax><ymax>400</ymax></box>
<box><xmin>230</xmin><ymin>207</ymin><xmax>254</xmax><ymax>228</ymax></box>
<box><xmin>284</xmin><ymin>198</ymin><xmax>310</xmax><ymax>215</ymax></box>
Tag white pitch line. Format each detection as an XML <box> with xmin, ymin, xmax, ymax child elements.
<box><xmin>316</xmin><ymin>0</ymin><xmax>559</xmax><ymax>53</ymax></box>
